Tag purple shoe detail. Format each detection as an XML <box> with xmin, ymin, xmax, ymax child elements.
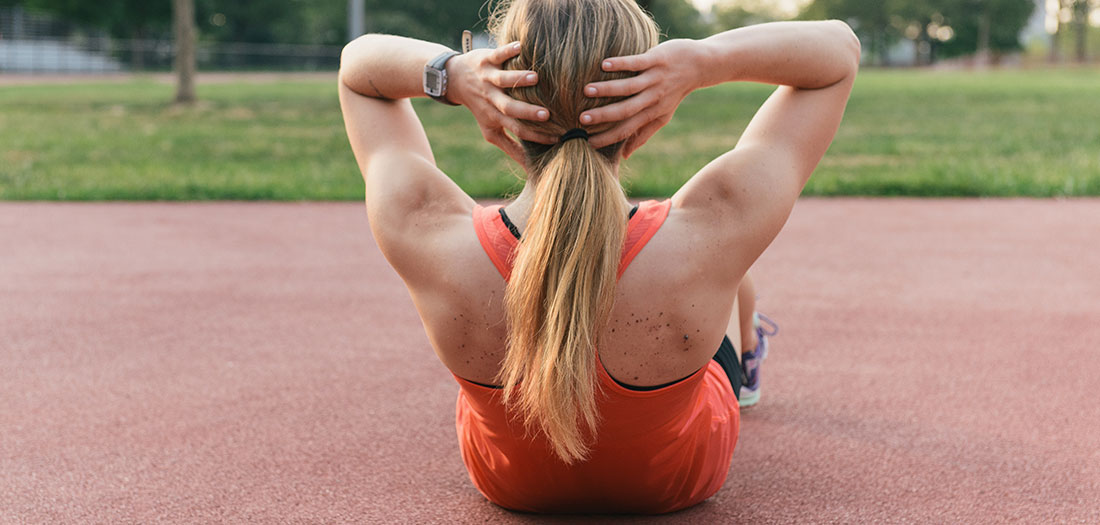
<box><xmin>740</xmin><ymin>313</ymin><xmax>778</xmax><ymax>408</ymax></box>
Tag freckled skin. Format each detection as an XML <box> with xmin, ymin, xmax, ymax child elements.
<box><xmin>344</xmin><ymin>21</ymin><xmax>857</xmax><ymax>391</ymax></box>
<box><xmin>403</xmin><ymin>196</ymin><xmax>754</xmax><ymax>389</ymax></box>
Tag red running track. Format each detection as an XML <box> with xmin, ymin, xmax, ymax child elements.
<box><xmin>2</xmin><ymin>200</ymin><xmax>1098</xmax><ymax>523</ymax></box>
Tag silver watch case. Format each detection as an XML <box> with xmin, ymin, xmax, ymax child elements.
<box><xmin>424</xmin><ymin>51</ymin><xmax>460</xmax><ymax>105</ymax></box>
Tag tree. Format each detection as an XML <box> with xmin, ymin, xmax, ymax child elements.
<box><xmin>712</xmin><ymin>0</ymin><xmax>781</xmax><ymax>31</ymax></box>
<box><xmin>936</xmin><ymin>0</ymin><xmax>1035</xmax><ymax>61</ymax></box>
<box><xmin>21</xmin><ymin>0</ymin><xmax>171</xmax><ymax>69</ymax></box>
<box><xmin>637</xmin><ymin>0</ymin><xmax>709</xmax><ymax>39</ymax></box>
<box><xmin>801</xmin><ymin>0</ymin><xmax>1035</xmax><ymax>65</ymax></box>
<box><xmin>1050</xmin><ymin>0</ymin><xmax>1066</xmax><ymax>63</ymax></box>
<box><xmin>801</xmin><ymin>0</ymin><xmax>895</xmax><ymax>65</ymax></box>
<box><xmin>1071</xmin><ymin>0</ymin><xmax>1090</xmax><ymax>62</ymax></box>
<box><xmin>355</xmin><ymin>0</ymin><xmax>494</xmax><ymax>47</ymax></box>
<box><xmin>194</xmin><ymin>0</ymin><xmax>346</xmax><ymax>45</ymax></box>
<box><xmin>893</xmin><ymin>0</ymin><xmax>946</xmax><ymax>66</ymax></box>
<box><xmin>173</xmin><ymin>0</ymin><xmax>196</xmax><ymax>104</ymax></box>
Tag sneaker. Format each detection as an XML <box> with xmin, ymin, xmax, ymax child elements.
<box><xmin>739</xmin><ymin>313</ymin><xmax>778</xmax><ymax>408</ymax></box>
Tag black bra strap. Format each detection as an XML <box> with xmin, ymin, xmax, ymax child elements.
<box><xmin>498</xmin><ymin>208</ymin><xmax>522</xmax><ymax>239</ymax></box>
<box><xmin>499</xmin><ymin>204</ymin><xmax>640</xmax><ymax>241</ymax></box>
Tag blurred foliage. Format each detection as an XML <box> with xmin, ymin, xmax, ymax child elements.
<box><xmin>12</xmin><ymin>0</ymin><xmax>1085</xmax><ymax>64</ymax></box>
<box><xmin>17</xmin><ymin>0</ymin><xmax>171</xmax><ymax>38</ymax></box>
<box><xmin>195</xmin><ymin>0</ymin><xmax>493</xmax><ymax>47</ymax></box>
<box><xmin>712</xmin><ymin>1</ymin><xmax>780</xmax><ymax>29</ymax></box>
<box><xmin>194</xmin><ymin>1</ymin><xmax>346</xmax><ymax>45</ymax></box>
<box><xmin>801</xmin><ymin>0</ymin><xmax>1036</xmax><ymax>64</ymax></box>
<box><xmin>10</xmin><ymin>0</ymin><xmax>713</xmax><ymax>46</ymax></box>
<box><xmin>637</xmin><ymin>0</ymin><xmax>710</xmax><ymax>38</ymax></box>
<box><xmin>936</xmin><ymin>0</ymin><xmax>1036</xmax><ymax>57</ymax></box>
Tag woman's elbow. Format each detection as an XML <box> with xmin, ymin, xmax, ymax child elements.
<box><xmin>339</xmin><ymin>34</ymin><xmax>378</xmax><ymax>76</ymax></box>
<box><xmin>828</xmin><ymin>20</ymin><xmax>862</xmax><ymax>72</ymax></box>
<box><xmin>339</xmin><ymin>36</ymin><xmax>375</xmax><ymax>88</ymax></box>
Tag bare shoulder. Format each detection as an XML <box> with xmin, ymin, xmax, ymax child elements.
<box><xmin>618</xmin><ymin>199</ymin><xmax>749</xmax><ymax>319</ymax></box>
<box><xmin>365</xmin><ymin>157</ymin><xmax>478</xmax><ymax>287</ymax></box>
<box><xmin>378</xmin><ymin>197</ymin><xmax>510</xmax><ymax>383</ymax></box>
<box><xmin>664</xmin><ymin>149</ymin><xmax>793</xmax><ymax>284</ymax></box>
<box><xmin>664</xmin><ymin>66</ymin><xmax>858</xmax><ymax>278</ymax></box>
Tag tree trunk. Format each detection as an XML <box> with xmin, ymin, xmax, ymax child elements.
<box><xmin>976</xmin><ymin>8</ymin><xmax>992</xmax><ymax>68</ymax></box>
<box><xmin>131</xmin><ymin>27</ymin><xmax>146</xmax><ymax>71</ymax></box>
<box><xmin>914</xmin><ymin>19</ymin><xmax>932</xmax><ymax>67</ymax></box>
<box><xmin>1049</xmin><ymin>0</ymin><xmax>1063</xmax><ymax>63</ymax></box>
<box><xmin>877</xmin><ymin>27</ymin><xmax>889</xmax><ymax>67</ymax></box>
<box><xmin>173</xmin><ymin>0</ymin><xmax>196</xmax><ymax>104</ymax></box>
<box><xmin>1073</xmin><ymin>0</ymin><xmax>1088</xmax><ymax>63</ymax></box>
<box><xmin>913</xmin><ymin>31</ymin><xmax>922</xmax><ymax>66</ymax></box>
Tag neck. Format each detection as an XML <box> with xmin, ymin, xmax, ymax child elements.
<box><xmin>505</xmin><ymin>164</ymin><xmax>630</xmax><ymax>233</ymax></box>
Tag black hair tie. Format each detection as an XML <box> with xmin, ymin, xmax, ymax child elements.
<box><xmin>559</xmin><ymin>128</ymin><xmax>589</xmax><ymax>143</ymax></box>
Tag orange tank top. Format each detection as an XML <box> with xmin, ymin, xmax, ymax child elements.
<box><xmin>455</xmin><ymin>199</ymin><xmax>740</xmax><ymax>514</ymax></box>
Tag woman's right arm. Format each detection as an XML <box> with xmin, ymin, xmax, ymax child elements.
<box><xmin>585</xmin><ymin>20</ymin><xmax>860</xmax><ymax>160</ymax></box>
<box><xmin>583</xmin><ymin>21</ymin><xmax>860</xmax><ymax>276</ymax></box>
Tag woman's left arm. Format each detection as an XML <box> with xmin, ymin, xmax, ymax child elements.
<box><xmin>338</xmin><ymin>34</ymin><xmax>552</xmax><ymax>278</ymax></box>
<box><xmin>339</xmin><ymin>34</ymin><xmax>553</xmax><ymax>174</ymax></box>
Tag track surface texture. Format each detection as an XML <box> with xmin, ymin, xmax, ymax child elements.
<box><xmin>2</xmin><ymin>199</ymin><xmax>1098</xmax><ymax>524</ymax></box>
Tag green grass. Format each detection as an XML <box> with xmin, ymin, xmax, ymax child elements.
<box><xmin>2</xmin><ymin>69</ymin><xmax>1099</xmax><ymax>200</ymax></box>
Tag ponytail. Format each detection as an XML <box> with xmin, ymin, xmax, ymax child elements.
<box><xmin>498</xmin><ymin>139</ymin><xmax>627</xmax><ymax>463</ymax></box>
<box><xmin>489</xmin><ymin>0</ymin><xmax>660</xmax><ymax>464</ymax></box>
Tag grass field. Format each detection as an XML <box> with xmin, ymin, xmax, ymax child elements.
<box><xmin>1</xmin><ymin>69</ymin><xmax>1098</xmax><ymax>200</ymax></box>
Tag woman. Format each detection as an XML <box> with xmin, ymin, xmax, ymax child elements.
<box><xmin>339</xmin><ymin>0</ymin><xmax>858</xmax><ymax>514</ymax></box>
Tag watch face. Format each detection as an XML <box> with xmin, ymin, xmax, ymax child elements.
<box><xmin>425</xmin><ymin>70</ymin><xmax>442</xmax><ymax>96</ymax></box>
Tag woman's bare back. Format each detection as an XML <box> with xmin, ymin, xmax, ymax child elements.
<box><xmin>411</xmin><ymin>201</ymin><xmax>742</xmax><ymax>388</ymax></box>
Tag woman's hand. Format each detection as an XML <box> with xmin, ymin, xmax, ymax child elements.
<box><xmin>581</xmin><ymin>39</ymin><xmax>702</xmax><ymax>158</ymax></box>
<box><xmin>447</xmin><ymin>41</ymin><xmax>556</xmax><ymax>165</ymax></box>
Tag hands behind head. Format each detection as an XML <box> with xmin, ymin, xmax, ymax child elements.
<box><xmin>451</xmin><ymin>39</ymin><xmax>697</xmax><ymax>164</ymax></box>
<box><xmin>582</xmin><ymin>39</ymin><xmax>698</xmax><ymax>159</ymax></box>
<box><xmin>447</xmin><ymin>41</ymin><xmax>555</xmax><ymax>166</ymax></box>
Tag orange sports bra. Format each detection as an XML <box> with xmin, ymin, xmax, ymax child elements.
<box><xmin>453</xmin><ymin>199</ymin><xmax>740</xmax><ymax>514</ymax></box>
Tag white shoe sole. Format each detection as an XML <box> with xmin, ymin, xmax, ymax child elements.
<box><xmin>739</xmin><ymin>389</ymin><xmax>760</xmax><ymax>408</ymax></box>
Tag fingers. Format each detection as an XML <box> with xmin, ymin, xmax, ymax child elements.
<box><xmin>490</xmin><ymin>91</ymin><xmax>550</xmax><ymax>124</ymax></box>
<box><xmin>588</xmin><ymin>109</ymin><xmax>655</xmax><ymax>149</ymax></box>
<box><xmin>489</xmin><ymin>69</ymin><xmax>538</xmax><ymax>90</ymax></box>
<box><xmin>500</xmin><ymin>116</ymin><xmax>557</xmax><ymax>144</ymax></box>
<box><xmin>489</xmin><ymin>41</ymin><xmax>522</xmax><ymax>65</ymax></box>
<box><xmin>584</xmin><ymin>73</ymin><xmax>653</xmax><ymax>99</ymax></box>
<box><xmin>600</xmin><ymin>52</ymin><xmax>656</xmax><ymax>73</ymax></box>
<box><xmin>473</xmin><ymin>93</ymin><xmax>555</xmax><ymax>144</ymax></box>
<box><xmin>480</xmin><ymin>44</ymin><xmax>550</xmax><ymax>123</ymax></box>
<box><xmin>580</xmin><ymin>91</ymin><xmax>658</xmax><ymax>126</ymax></box>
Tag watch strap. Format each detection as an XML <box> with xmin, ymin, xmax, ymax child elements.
<box><xmin>426</xmin><ymin>51</ymin><xmax>461</xmax><ymax>105</ymax></box>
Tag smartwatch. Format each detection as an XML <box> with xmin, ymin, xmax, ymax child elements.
<box><xmin>424</xmin><ymin>51</ymin><xmax>461</xmax><ymax>105</ymax></box>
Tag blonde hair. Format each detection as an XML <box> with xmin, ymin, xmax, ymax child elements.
<box><xmin>489</xmin><ymin>0</ymin><xmax>659</xmax><ymax>464</ymax></box>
